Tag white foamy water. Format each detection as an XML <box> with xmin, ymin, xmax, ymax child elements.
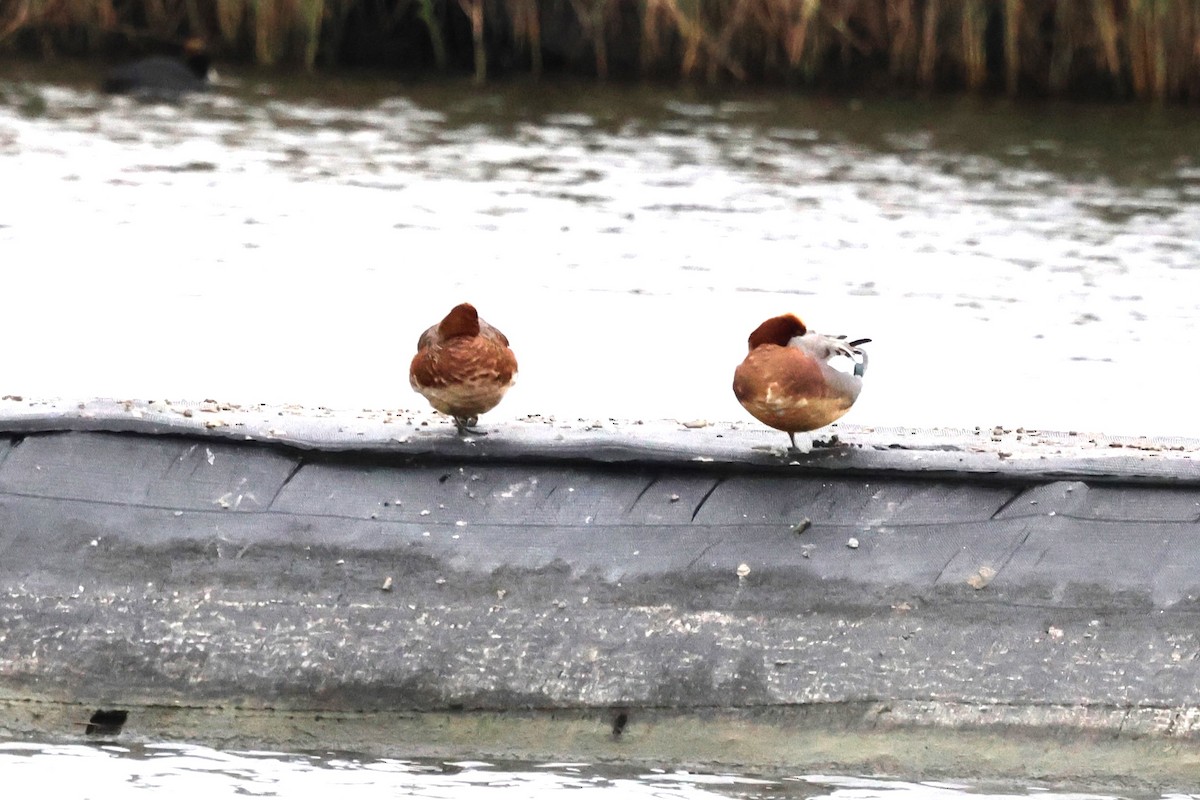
<box><xmin>2</xmin><ymin>77</ymin><xmax>1199</xmax><ymax>437</ymax></box>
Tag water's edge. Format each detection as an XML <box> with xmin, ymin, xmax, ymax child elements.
<box><xmin>2</xmin><ymin>700</ymin><xmax>1196</xmax><ymax>793</ymax></box>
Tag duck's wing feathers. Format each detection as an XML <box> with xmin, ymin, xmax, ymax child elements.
<box><xmin>792</xmin><ymin>332</ymin><xmax>870</xmax><ymax>377</ymax></box>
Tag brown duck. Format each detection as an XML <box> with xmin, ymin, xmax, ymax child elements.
<box><xmin>410</xmin><ymin>303</ymin><xmax>518</xmax><ymax>435</ymax></box>
<box><xmin>733</xmin><ymin>313</ymin><xmax>869</xmax><ymax>450</ymax></box>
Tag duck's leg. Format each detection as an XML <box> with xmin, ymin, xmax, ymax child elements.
<box><xmin>786</xmin><ymin>431</ymin><xmax>813</xmax><ymax>454</ymax></box>
<box><xmin>454</xmin><ymin>415</ymin><xmax>488</xmax><ymax>436</ymax></box>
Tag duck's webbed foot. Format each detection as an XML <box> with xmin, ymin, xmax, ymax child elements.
<box><xmin>454</xmin><ymin>416</ymin><xmax>487</xmax><ymax>436</ymax></box>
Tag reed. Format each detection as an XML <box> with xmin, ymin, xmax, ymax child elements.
<box><xmin>4</xmin><ymin>0</ymin><xmax>1200</xmax><ymax>101</ymax></box>
<box><xmin>504</xmin><ymin>0</ymin><xmax>541</xmax><ymax>75</ymax></box>
<box><xmin>961</xmin><ymin>0</ymin><xmax>986</xmax><ymax>92</ymax></box>
<box><xmin>415</xmin><ymin>0</ymin><xmax>448</xmax><ymax>71</ymax></box>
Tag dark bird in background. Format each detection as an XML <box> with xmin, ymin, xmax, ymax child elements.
<box><xmin>102</xmin><ymin>38</ymin><xmax>211</xmax><ymax>97</ymax></box>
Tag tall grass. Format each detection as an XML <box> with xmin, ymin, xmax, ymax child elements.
<box><xmin>4</xmin><ymin>0</ymin><xmax>1200</xmax><ymax>101</ymax></box>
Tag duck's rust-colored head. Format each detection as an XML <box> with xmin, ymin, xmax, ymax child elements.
<box><xmin>410</xmin><ymin>302</ymin><xmax>517</xmax><ymax>436</ymax></box>
<box><xmin>747</xmin><ymin>313</ymin><xmax>806</xmax><ymax>350</ymax></box>
<box><xmin>437</xmin><ymin>302</ymin><xmax>482</xmax><ymax>339</ymax></box>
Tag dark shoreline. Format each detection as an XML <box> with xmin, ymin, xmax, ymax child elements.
<box><xmin>3</xmin><ymin>0</ymin><xmax>1200</xmax><ymax>101</ymax></box>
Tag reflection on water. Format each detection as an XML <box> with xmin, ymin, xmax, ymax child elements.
<box><xmin>1</xmin><ymin>73</ymin><xmax>1199</xmax><ymax>435</ymax></box>
<box><xmin>0</xmin><ymin>742</ymin><xmax>1181</xmax><ymax>800</ymax></box>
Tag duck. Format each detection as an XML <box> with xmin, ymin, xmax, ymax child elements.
<box><xmin>732</xmin><ymin>313</ymin><xmax>870</xmax><ymax>451</ymax></box>
<box><xmin>102</xmin><ymin>38</ymin><xmax>211</xmax><ymax>97</ymax></box>
<box><xmin>409</xmin><ymin>303</ymin><xmax>518</xmax><ymax>435</ymax></box>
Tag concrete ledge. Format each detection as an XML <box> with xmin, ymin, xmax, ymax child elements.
<box><xmin>1</xmin><ymin>397</ymin><xmax>1199</xmax><ymax>786</ymax></box>
<box><xmin>1</xmin><ymin>396</ymin><xmax>1197</xmax><ymax>482</ymax></box>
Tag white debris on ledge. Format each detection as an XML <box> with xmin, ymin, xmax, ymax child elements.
<box><xmin>0</xmin><ymin>394</ymin><xmax>1196</xmax><ymax>479</ymax></box>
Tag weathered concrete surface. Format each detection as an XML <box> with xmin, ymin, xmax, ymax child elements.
<box><xmin>1</xmin><ymin>397</ymin><xmax>1200</xmax><ymax>786</ymax></box>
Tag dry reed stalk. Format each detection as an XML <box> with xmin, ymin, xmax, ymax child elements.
<box><xmin>296</xmin><ymin>0</ymin><xmax>323</xmax><ymax>69</ymax></box>
<box><xmin>821</xmin><ymin>1</ymin><xmax>869</xmax><ymax>58</ymax></box>
<box><xmin>567</xmin><ymin>0</ymin><xmax>608</xmax><ymax>78</ymax></box>
<box><xmin>961</xmin><ymin>0</ymin><xmax>986</xmax><ymax>90</ymax></box>
<box><xmin>1046</xmin><ymin>0</ymin><xmax>1072</xmax><ymax>94</ymax></box>
<box><xmin>1092</xmin><ymin>0</ymin><xmax>1121</xmax><ymax>87</ymax></box>
<box><xmin>140</xmin><ymin>0</ymin><xmax>192</xmax><ymax>38</ymax></box>
<box><xmin>1128</xmin><ymin>0</ymin><xmax>1150</xmax><ymax>98</ymax></box>
<box><xmin>711</xmin><ymin>0</ymin><xmax>750</xmax><ymax>69</ymax></box>
<box><xmin>0</xmin><ymin>0</ymin><xmax>31</xmax><ymax>44</ymax></box>
<box><xmin>92</xmin><ymin>0</ymin><xmax>117</xmax><ymax>31</ymax></box>
<box><xmin>1182</xmin><ymin>2</ymin><xmax>1200</xmax><ymax>97</ymax></box>
<box><xmin>254</xmin><ymin>0</ymin><xmax>283</xmax><ymax>65</ymax></box>
<box><xmin>216</xmin><ymin>0</ymin><xmax>244</xmax><ymax>44</ymax></box>
<box><xmin>784</xmin><ymin>0</ymin><xmax>818</xmax><ymax>69</ymax></box>
<box><xmin>1194</xmin><ymin>4</ymin><xmax>1200</xmax><ymax>66</ymax></box>
<box><xmin>704</xmin><ymin>0</ymin><xmax>727</xmax><ymax>82</ymax></box>
<box><xmin>656</xmin><ymin>0</ymin><xmax>744</xmax><ymax>80</ymax></box>
<box><xmin>639</xmin><ymin>0</ymin><xmax>664</xmax><ymax>72</ymax></box>
<box><xmin>184</xmin><ymin>0</ymin><xmax>205</xmax><ymax>35</ymax></box>
<box><xmin>455</xmin><ymin>0</ymin><xmax>486</xmax><ymax>82</ymax></box>
<box><xmin>676</xmin><ymin>0</ymin><xmax>703</xmax><ymax>77</ymax></box>
<box><xmin>414</xmin><ymin>0</ymin><xmax>447</xmax><ymax>71</ymax></box>
<box><xmin>886</xmin><ymin>0</ymin><xmax>917</xmax><ymax>79</ymax></box>
<box><xmin>1002</xmin><ymin>0</ymin><xmax>1019</xmax><ymax>95</ymax></box>
<box><xmin>715</xmin><ymin>0</ymin><xmax>769</xmax><ymax>81</ymax></box>
<box><xmin>750</xmin><ymin>0</ymin><xmax>789</xmax><ymax>77</ymax></box>
<box><xmin>1147</xmin><ymin>0</ymin><xmax>1167</xmax><ymax>100</ymax></box>
<box><xmin>140</xmin><ymin>0</ymin><xmax>166</xmax><ymax>33</ymax></box>
<box><xmin>504</xmin><ymin>0</ymin><xmax>541</xmax><ymax>76</ymax></box>
<box><xmin>918</xmin><ymin>0</ymin><xmax>938</xmax><ymax>87</ymax></box>
<box><xmin>641</xmin><ymin>0</ymin><xmax>690</xmax><ymax>75</ymax></box>
<box><xmin>850</xmin><ymin>0</ymin><xmax>889</xmax><ymax>60</ymax></box>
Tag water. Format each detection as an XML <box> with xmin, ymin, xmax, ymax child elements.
<box><xmin>0</xmin><ymin>741</ymin><xmax>1187</xmax><ymax>799</ymax></box>
<box><xmin>2</xmin><ymin>70</ymin><xmax>1199</xmax><ymax>436</ymax></box>
<box><xmin>3</xmin><ymin>67</ymin><xmax>1200</xmax><ymax>792</ymax></box>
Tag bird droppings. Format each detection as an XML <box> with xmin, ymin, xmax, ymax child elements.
<box><xmin>846</xmin><ymin>537</ymin><xmax>860</xmax><ymax>549</ymax></box>
<box><xmin>736</xmin><ymin>563</ymin><xmax>751</xmax><ymax>578</ymax></box>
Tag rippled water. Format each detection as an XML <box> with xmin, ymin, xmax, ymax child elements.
<box><xmin>0</xmin><ymin>742</ymin><xmax>1185</xmax><ymax>800</ymax></box>
<box><xmin>2</xmin><ymin>71</ymin><xmax>1200</xmax><ymax>436</ymax></box>
<box><xmin>4</xmin><ymin>68</ymin><xmax>1200</xmax><ymax>791</ymax></box>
